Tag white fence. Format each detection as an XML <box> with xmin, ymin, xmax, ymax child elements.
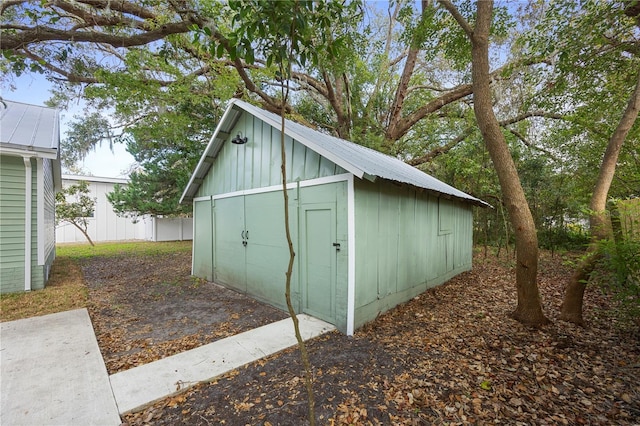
<box><xmin>144</xmin><ymin>217</ymin><xmax>193</xmax><ymax>242</ymax></box>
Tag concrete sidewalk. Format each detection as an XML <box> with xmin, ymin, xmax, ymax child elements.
<box><xmin>1</xmin><ymin>309</ymin><xmax>335</xmax><ymax>424</ymax></box>
<box><xmin>0</xmin><ymin>309</ymin><xmax>121</xmax><ymax>426</ymax></box>
<box><xmin>110</xmin><ymin>314</ymin><xmax>335</xmax><ymax>414</ymax></box>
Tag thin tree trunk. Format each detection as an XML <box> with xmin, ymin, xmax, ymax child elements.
<box><xmin>560</xmin><ymin>69</ymin><xmax>640</xmax><ymax>325</ymax></box>
<box><xmin>279</xmin><ymin>14</ymin><xmax>316</xmax><ymax>423</ymax></box>
<box><xmin>71</xmin><ymin>221</ymin><xmax>95</xmax><ymax>246</ymax></box>
<box><xmin>441</xmin><ymin>0</ymin><xmax>549</xmax><ymax>325</ymax></box>
<box><xmin>280</xmin><ymin>108</ymin><xmax>316</xmax><ymax>423</ymax></box>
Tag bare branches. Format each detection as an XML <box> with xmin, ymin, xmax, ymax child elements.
<box><xmin>407</xmin><ymin>110</ymin><xmax>565</xmax><ymax>167</ymax></box>
<box><xmin>507</xmin><ymin>128</ymin><xmax>561</xmax><ymax>161</ymax></box>
<box><xmin>407</xmin><ymin>128</ymin><xmax>474</xmax><ymax>166</ymax></box>
<box><xmin>387</xmin><ymin>81</ymin><xmax>474</xmax><ymax>140</ymax></box>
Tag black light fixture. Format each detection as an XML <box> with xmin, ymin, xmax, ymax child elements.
<box><xmin>231</xmin><ymin>132</ymin><xmax>248</xmax><ymax>145</ymax></box>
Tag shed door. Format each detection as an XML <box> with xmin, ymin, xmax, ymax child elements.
<box><xmin>244</xmin><ymin>191</ymin><xmax>291</xmax><ymax>310</ymax></box>
<box><xmin>214</xmin><ymin>196</ymin><xmax>246</xmax><ymax>292</ymax></box>
<box><xmin>301</xmin><ymin>203</ymin><xmax>336</xmax><ymax>323</ymax></box>
<box><xmin>193</xmin><ymin>199</ymin><xmax>213</xmax><ymax>281</ymax></box>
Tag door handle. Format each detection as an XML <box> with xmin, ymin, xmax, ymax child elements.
<box><xmin>241</xmin><ymin>230</ymin><xmax>245</xmax><ymax>239</ymax></box>
<box><xmin>246</xmin><ymin>230</ymin><xmax>249</xmax><ymax>240</ymax></box>
<box><xmin>333</xmin><ymin>242</ymin><xmax>341</xmax><ymax>251</ymax></box>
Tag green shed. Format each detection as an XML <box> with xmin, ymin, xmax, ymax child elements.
<box><xmin>181</xmin><ymin>100</ymin><xmax>487</xmax><ymax>334</ymax></box>
<box><xmin>0</xmin><ymin>100</ymin><xmax>62</xmax><ymax>294</ymax></box>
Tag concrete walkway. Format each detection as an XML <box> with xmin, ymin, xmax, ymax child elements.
<box><xmin>110</xmin><ymin>314</ymin><xmax>335</xmax><ymax>414</ymax></box>
<box><xmin>1</xmin><ymin>309</ymin><xmax>335</xmax><ymax>425</ymax></box>
<box><xmin>0</xmin><ymin>309</ymin><xmax>121</xmax><ymax>426</ymax></box>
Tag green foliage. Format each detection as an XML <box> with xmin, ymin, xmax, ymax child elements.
<box><xmin>55</xmin><ymin>180</ymin><xmax>96</xmax><ymax>245</ymax></box>
<box><xmin>61</xmin><ymin>113</ymin><xmax>113</xmax><ymax>169</ymax></box>
<box><xmin>107</xmin><ymin>164</ymin><xmax>193</xmax><ymax>217</ymax></box>
<box><xmin>222</xmin><ymin>0</ymin><xmax>363</xmax><ymax>72</ymax></box>
<box><xmin>522</xmin><ymin>0</ymin><xmax>640</xmax><ymax>201</ymax></box>
<box><xmin>537</xmin><ymin>226</ymin><xmax>590</xmax><ymax>252</ymax></box>
<box><xmin>4</xmin><ymin>0</ymin><xmax>638</xmax><ymax>287</ymax></box>
<box><xmin>593</xmin><ymin>237</ymin><xmax>640</xmax><ymax>322</ymax></box>
<box><xmin>59</xmin><ymin>40</ymin><xmax>235</xmax><ymax>216</ymax></box>
<box><xmin>55</xmin><ymin>181</ymin><xmax>95</xmax><ymax>223</ymax></box>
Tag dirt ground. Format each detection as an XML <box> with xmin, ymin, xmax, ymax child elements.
<box><xmin>80</xmin><ymin>249</ymin><xmax>640</xmax><ymax>425</ymax></box>
<box><xmin>81</xmin><ymin>251</ymin><xmax>288</xmax><ymax>373</ymax></box>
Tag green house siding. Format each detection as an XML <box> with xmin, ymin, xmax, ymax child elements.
<box><xmin>352</xmin><ymin>179</ymin><xmax>473</xmax><ymax>330</ymax></box>
<box><xmin>191</xmin><ymin>112</ymin><xmax>351</xmax><ymax>329</ymax></box>
<box><xmin>29</xmin><ymin>162</ymin><xmax>43</xmax><ymax>290</ymax></box>
<box><xmin>197</xmin><ymin>113</ymin><xmax>346</xmax><ymax>197</ymax></box>
<box><xmin>212</xmin><ymin>190</ymin><xmax>299</xmax><ymax>312</ymax></box>
<box><xmin>0</xmin><ymin>156</ymin><xmax>27</xmax><ymax>293</ymax></box>
<box><xmin>0</xmin><ymin>156</ymin><xmax>56</xmax><ymax>293</ymax></box>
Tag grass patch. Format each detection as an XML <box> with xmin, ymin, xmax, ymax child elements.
<box><xmin>57</xmin><ymin>240</ymin><xmax>192</xmax><ymax>260</ymax></box>
<box><xmin>0</xmin><ymin>257</ymin><xmax>87</xmax><ymax>322</ymax></box>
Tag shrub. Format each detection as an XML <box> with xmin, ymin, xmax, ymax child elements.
<box><xmin>594</xmin><ymin>238</ymin><xmax>640</xmax><ymax>323</ymax></box>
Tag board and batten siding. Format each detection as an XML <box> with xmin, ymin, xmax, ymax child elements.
<box><xmin>189</xmin><ymin>106</ymin><xmax>478</xmax><ymax>333</ymax></box>
<box><xmin>352</xmin><ymin>178</ymin><xmax>473</xmax><ymax>329</ymax></box>
<box><xmin>193</xmin><ymin>112</ymin><xmax>352</xmax><ymax>329</ymax></box>
<box><xmin>0</xmin><ymin>156</ymin><xmax>26</xmax><ymax>293</ymax></box>
<box><xmin>197</xmin><ymin>113</ymin><xmax>346</xmax><ymax>197</ymax></box>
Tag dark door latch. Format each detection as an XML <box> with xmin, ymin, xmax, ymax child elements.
<box><xmin>333</xmin><ymin>242</ymin><xmax>341</xmax><ymax>251</ymax></box>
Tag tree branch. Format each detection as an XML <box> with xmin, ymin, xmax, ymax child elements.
<box><xmin>1</xmin><ymin>21</ymin><xmax>196</xmax><ymax>50</ymax></box>
<box><xmin>438</xmin><ymin>0</ymin><xmax>473</xmax><ymax>38</ymax></box>
<box><xmin>407</xmin><ymin>110</ymin><xmax>565</xmax><ymax>166</ymax></box>
<box><xmin>508</xmin><ymin>128</ymin><xmax>561</xmax><ymax>161</ymax></box>
<box><xmin>407</xmin><ymin>128</ymin><xmax>474</xmax><ymax>166</ymax></box>
<box><xmin>20</xmin><ymin>48</ymin><xmax>99</xmax><ymax>83</ymax></box>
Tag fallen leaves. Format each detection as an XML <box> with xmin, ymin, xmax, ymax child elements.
<box><xmin>112</xmin><ymin>249</ymin><xmax>639</xmax><ymax>425</ymax></box>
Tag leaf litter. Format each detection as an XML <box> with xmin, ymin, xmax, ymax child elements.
<box><xmin>86</xmin><ymin>249</ymin><xmax>639</xmax><ymax>425</ymax></box>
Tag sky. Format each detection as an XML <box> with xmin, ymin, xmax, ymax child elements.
<box><xmin>2</xmin><ymin>73</ymin><xmax>136</xmax><ymax>179</ymax></box>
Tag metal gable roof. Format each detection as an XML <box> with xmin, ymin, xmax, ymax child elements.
<box><xmin>0</xmin><ymin>100</ymin><xmax>60</xmax><ymax>158</ymax></box>
<box><xmin>181</xmin><ymin>99</ymin><xmax>488</xmax><ymax>207</ymax></box>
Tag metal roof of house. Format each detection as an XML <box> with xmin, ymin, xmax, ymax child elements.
<box><xmin>181</xmin><ymin>99</ymin><xmax>488</xmax><ymax>207</ymax></box>
<box><xmin>1</xmin><ymin>99</ymin><xmax>62</xmax><ymax>191</ymax></box>
<box><xmin>0</xmin><ymin>99</ymin><xmax>60</xmax><ymax>159</ymax></box>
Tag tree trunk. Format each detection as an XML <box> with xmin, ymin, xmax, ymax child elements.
<box><xmin>469</xmin><ymin>0</ymin><xmax>549</xmax><ymax>325</ymax></box>
<box><xmin>560</xmin><ymin>69</ymin><xmax>640</xmax><ymax>325</ymax></box>
<box><xmin>72</xmin><ymin>222</ymin><xmax>95</xmax><ymax>246</ymax></box>
<box><xmin>385</xmin><ymin>1</ymin><xmax>428</xmax><ymax>146</ymax></box>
